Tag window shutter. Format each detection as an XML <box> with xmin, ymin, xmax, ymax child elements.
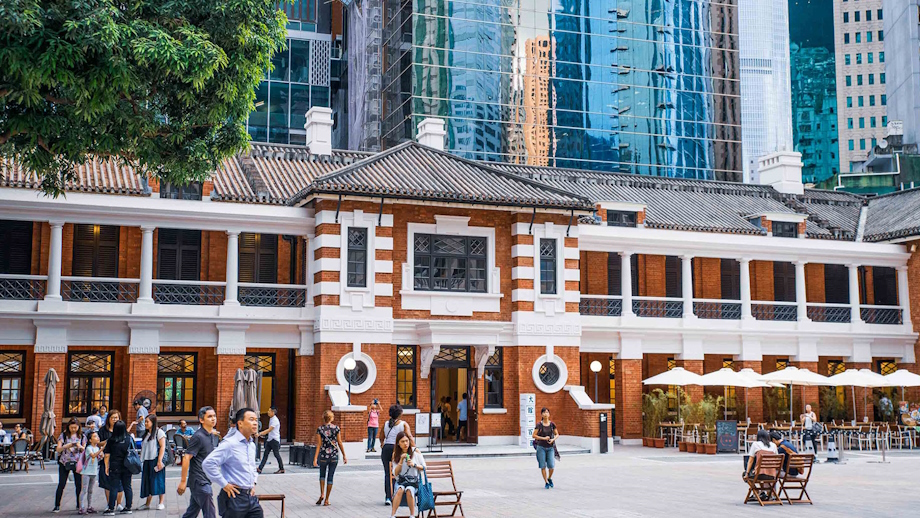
<box><xmin>630</xmin><ymin>254</ymin><xmax>639</xmax><ymax>295</ymax></box>
<box><xmin>607</xmin><ymin>253</ymin><xmax>621</xmax><ymax>296</ymax></box>
<box><xmin>720</xmin><ymin>259</ymin><xmax>740</xmax><ymax>300</ymax></box>
<box><xmin>665</xmin><ymin>256</ymin><xmax>681</xmax><ymax>298</ymax></box>
<box><xmin>239</xmin><ymin>233</ymin><xmax>257</xmax><ymax>283</ymax></box>
<box><xmin>72</xmin><ymin>224</ymin><xmax>96</xmax><ymax>277</ymax></box>
<box><xmin>824</xmin><ymin>264</ymin><xmax>850</xmax><ymax>304</ymax></box>
<box><xmin>773</xmin><ymin>261</ymin><xmax>795</xmax><ymax>302</ymax></box>
<box><xmin>95</xmin><ymin>225</ymin><xmax>120</xmax><ymax>278</ymax></box>
<box><xmin>873</xmin><ymin>266</ymin><xmax>897</xmax><ymax>305</ymax></box>
<box><xmin>0</xmin><ymin>220</ymin><xmax>32</xmax><ymax>274</ymax></box>
<box><xmin>258</xmin><ymin>234</ymin><xmax>277</xmax><ymax>284</ymax></box>
<box><xmin>179</xmin><ymin>230</ymin><xmax>201</xmax><ymax>281</ymax></box>
<box><xmin>157</xmin><ymin>229</ymin><xmax>179</xmax><ymax>280</ymax></box>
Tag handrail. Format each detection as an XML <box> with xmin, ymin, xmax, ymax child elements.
<box><xmin>859</xmin><ymin>304</ymin><xmax>902</xmax><ymax>309</ymax></box>
<box><xmin>152</xmin><ymin>279</ymin><xmax>226</xmax><ymax>286</ymax></box>
<box><xmin>752</xmin><ymin>300</ymin><xmax>796</xmax><ymax>305</ymax></box>
<box><xmin>692</xmin><ymin>298</ymin><xmax>741</xmax><ymax>303</ymax></box>
<box><xmin>579</xmin><ymin>294</ymin><xmax>622</xmax><ymax>299</ymax></box>
<box><xmin>238</xmin><ymin>282</ymin><xmax>309</xmax><ymax>289</ymax></box>
<box><xmin>61</xmin><ymin>276</ymin><xmax>140</xmax><ymax>283</ymax></box>
<box><xmin>0</xmin><ymin>274</ymin><xmax>48</xmax><ymax>280</ymax></box>
<box><xmin>632</xmin><ymin>296</ymin><xmax>683</xmax><ymax>301</ymax></box>
<box><xmin>807</xmin><ymin>302</ymin><xmax>852</xmax><ymax>308</ymax></box>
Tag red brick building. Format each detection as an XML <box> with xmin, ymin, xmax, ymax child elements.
<box><xmin>0</xmin><ymin>112</ymin><xmax>917</xmax><ymax>455</ymax></box>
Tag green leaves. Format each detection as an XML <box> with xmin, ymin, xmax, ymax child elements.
<box><xmin>0</xmin><ymin>0</ymin><xmax>287</xmax><ymax>196</ymax></box>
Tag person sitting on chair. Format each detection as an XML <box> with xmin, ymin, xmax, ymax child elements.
<box><xmin>177</xmin><ymin>420</ymin><xmax>195</xmax><ymax>438</ymax></box>
<box><xmin>770</xmin><ymin>431</ymin><xmax>799</xmax><ymax>477</ymax></box>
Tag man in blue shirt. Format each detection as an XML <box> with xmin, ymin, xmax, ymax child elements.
<box><xmin>770</xmin><ymin>431</ymin><xmax>800</xmax><ymax>476</ymax></box>
<box><xmin>203</xmin><ymin>408</ymin><xmax>262</xmax><ymax>518</ymax></box>
<box><xmin>456</xmin><ymin>393</ymin><xmax>469</xmax><ymax>442</ymax></box>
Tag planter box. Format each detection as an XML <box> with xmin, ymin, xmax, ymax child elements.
<box><xmin>687</xmin><ymin>443</ymin><xmax>697</xmax><ymax>453</ymax></box>
<box><xmin>697</xmin><ymin>444</ymin><xmax>707</xmax><ymax>454</ymax></box>
<box><xmin>704</xmin><ymin>444</ymin><xmax>717</xmax><ymax>455</ymax></box>
<box><xmin>653</xmin><ymin>438</ymin><xmax>665</xmax><ymax>448</ymax></box>
<box><xmin>642</xmin><ymin>437</ymin><xmax>649</xmax><ymax>447</ymax></box>
<box><xmin>678</xmin><ymin>442</ymin><xmax>687</xmax><ymax>452</ymax></box>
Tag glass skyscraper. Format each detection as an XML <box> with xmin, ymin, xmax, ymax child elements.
<box><xmin>378</xmin><ymin>0</ymin><xmax>742</xmax><ymax>181</ymax></box>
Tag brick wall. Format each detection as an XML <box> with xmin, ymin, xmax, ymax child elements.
<box><xmin>739</xmin><ymin>361</ymin><xmax>764</xmax><ymax>423</ymax></box>
<box><xmin>581</xmin><ymin>252</ymin><xmax>609</xmax><ymax>295</ymax></box>
<box><xmin>31</xmin><ymin>352</ymin><xmax>66</xmax><ymax>441</ymax></box>
<box><xmin>905</xmin><ymin>242</ymin><xmax>920</xmax><ymax>404</ymax></box>
<box><xmin>215</xmin><ymin>355</ymin><xmax>244</xmax><ymax>434</ymax></box>
<box><xmin>805</xmin><ymin>263</ymin><xmax>825</xmax><ymax>302</ymax></box>
<box><xmin>794</xmin><ymin>361</ymin><xmax>820</xmax><ymax>418</ymax></box>
<box><xmin>693</xmin><ymin>258</ymin><xmax>723</xmax><ymax>299</ymax></box>
<box><xmin>293</xmin><ymin>354</ymin><xmax>318</xmax><ymax>442</ymax></box>
<box><xmin>615</xmin><ymin>358</ymin><xmax>642</xmax><ymax>439</ymax></box>
<box><xmin>678</xmin><ymin>360</ymin><xmax>704</xmax><ymax>402</ymax></box>
<box><xmin>126</xmin><ymin>354</ymin><xmax>158</xmax><ymax>415</ymax></box>
<box><xmin>750</xmin><ymin>260</ymin><xmax>774</xmax><ymax>301</ymax></box>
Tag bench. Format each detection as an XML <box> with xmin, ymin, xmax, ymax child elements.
<box><xmin>257</xmin><ymin>493</ymin><xmax>285</xmax><ymax>517</ymax></box>
<box><xmin>779</xmin><ymin>453</ymin><xmax>814</xmax><ymax>505</ymax></box>
<box><xmin>743</xmin><ymin>453</ymin><xmax>784</xmax><ymax>506</ymax></box>
<box><xmin>425</xmin><ymin>460</ymin><xmax>464</xmax><ymax>517</ymax></box>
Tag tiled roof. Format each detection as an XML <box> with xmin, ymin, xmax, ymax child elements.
<box><xmin>289</xmin><ymin>142</ymin><xmax>595</xmax><ymax>210</ymax></box>
<box><xmin>863</xmin><ymin>187</ymin><xmax>920</xmax><ymax>242</ymax></box>
<box><xmin>492</xmin><ymin>163</ymin><xmax>865</xmax><ymax>240</ymax></box>
<box><xmin>0</xmin><ymin>157</ymin><xmax>149</xmax><ymax>195</ymax></box>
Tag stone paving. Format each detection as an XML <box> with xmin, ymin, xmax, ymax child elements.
<box><xmin>0</xmin><ymin>446</ymin><xmax>916</xmax><ymax>517</ymax></box>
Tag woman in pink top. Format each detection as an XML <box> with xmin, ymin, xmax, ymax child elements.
<box><xmin>367</xmin><ymin>399</ymin><xmax>381</xmax><ymax>452</ymax></box>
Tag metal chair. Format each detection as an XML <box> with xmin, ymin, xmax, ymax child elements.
<box><xmin>10</xmin><ymin>439</ymin><xmax>29</xmax><ymax>472</ymax></box>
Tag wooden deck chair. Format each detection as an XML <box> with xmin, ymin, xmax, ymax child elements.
<box><xmin>425</xmin><ymin>460</ymin><xmax>464</xmax><ymax>517</ymax></box>
<box><xmin>779</xmin><ymin>453</ymin><xmax>814</xmax><ymax>505</ymax></box>
<box><xmin>743</xmin><ymin>453</ymin><xmax>784</xmax><ymax>506</ymax></box>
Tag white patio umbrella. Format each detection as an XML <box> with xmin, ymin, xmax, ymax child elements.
<box><xmin>884</xmin><ymin>369</ymin><xmax>920</xmax><ymax>402</ymax></box>
<box><xmin>642</xmin><ymin>367</ymin><xmax>703</xmax><ymax>420</ymax></box>
<box><xmin>698</xmin><ymin>368</ymin><xmax>770</xmax><ymax>421</ymax></box>
<box><xmin>827</xmin><ymin>369</ymin><xmax>885</xmax><ymax>422</ymax></box>
<box><xmin>759</xmin><ymin>367</ymin><xmax>832</xmax><ymax>423</ymax></box>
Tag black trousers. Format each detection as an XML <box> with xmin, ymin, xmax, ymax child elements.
<box><xmin>106</xmin><ymin>471</ymin><xmax>133</xmax><ymax>511</ymax></box>
<box><xmin>217</xmin><ymin>490</ymin><xmax>262</xmax><ymax>518</ymax></box>
<box><xmin>181</xmin><ymin>485</ymin><xmax>216</xmax><ymax>518</ymax></box>
<box><xmin>55</xmin><ymin>462</ymin><xmax>83</xmax><ymax>508</ymax></box>
<box><xmin>381</xmin><ymin>444</ymin><xmax>395</xmax><ymax>500</ymax></box>
<box><xmin>455</xmin><ymin>420</ymin><xmax>468</xmax><ymax>441</ymax></box>
<box><xmin>318</xmin><ymin>460</ymin><xmax>338</xmax><ymax>484</ymax></box>
<box><xmin>257</xmin><ymin>440</ymin><xmax>283</xmax><ymax>471</ymax></box>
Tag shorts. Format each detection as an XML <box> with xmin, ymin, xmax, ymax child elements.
<box><xmin>394</xmin><ymin>484</ymin><xmax>418</xmax><ymax>498</ymax></box>
<box><xmin>535</xmin><ymin>445</ymin><xmax>555</xmax><ymax>469</ymax></box>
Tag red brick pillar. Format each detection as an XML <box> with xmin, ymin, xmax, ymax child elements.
<box><xmin>32</xmin><ymin>353</ymin><xmax>67</xmax><ymax>441</ymax></box>
<box><xmin>905</xmin><ymin>362</ymin><xmax>920</xmax><ymax>405</ymax></box>
<box><xmin>126</xmin><ymin>354</ymin><xmax>158</xmax><ymax>411</ymax></box>
<box><xmin>794</xmin><ymin>361</ymin><xmax>820</xmax><ymax>418</ymax></box>
<box><xmin>739</xmin><ymin>360</ymin><xmax>764</xmax><ymax>423</ymax></box>
<box><xmin>216</xmin><ymin>354</ymin><xmax>244</xmax><ymax>434</ymax></box>
<box><xmin>678</xmin><ymin>360</ymin><xmax>704</xmax><ymax>402</ymax></box>
<box><xmin>293</xmin><ymin>353</ymin><xmax>316</xmax><ymax>442</ymax></box>
<box><xmin>615</xmin><ymin>359</ymin><xmax>642</xmax><ymax>440</ymax></box>
<box><xmin>851</xmin><ymin>362</ymin><xmax>874</xmax><ymax>421</ymax></box>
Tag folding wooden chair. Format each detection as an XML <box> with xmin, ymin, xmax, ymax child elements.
<box><xmin>425</xmin><ymin>460</ymin><xmax>464</xmax><ymax>517</ymax></box>
<box><xmin>256</xmin><ymin>494</ymin><xmax>285</xmax><ymax>518</ymax></box>
<box><xmin>779</xmin><ymin>453</ymin><xmax>814</xmax><ymax>505</ymax></box>
<box><xmin>743</xmin><ymin>453</ymin><xmax>784</xmax><ymax>506</ymax></box>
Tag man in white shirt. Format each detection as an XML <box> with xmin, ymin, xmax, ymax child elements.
<box><xmin>256</xmin><ymin>406</ymin><xmax>284</xmax><ymax>474</ymax></box>
<box><xmin>203</xmin><ymin>408</ymin><xmax>262</xmax><ymax>518</ymax></box>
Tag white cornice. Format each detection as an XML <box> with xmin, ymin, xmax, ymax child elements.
<box><xmin>0</xmin><ymin>187</ymin><xmax>313</xmax><ymax>236</ymax></box>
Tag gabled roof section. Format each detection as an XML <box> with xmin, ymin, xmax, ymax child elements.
<box><xmin>492</xmin><ymin>163</ymin><xmax>865</xmax><ymax>240</ymax></box>
<box><xmin>0</xmin><ymin>157</ymin><xmax>149</xmax><ymax>195</ymax></box>
<box><xmin>289</xmin><ymin>142</ymin><xmax>595</xmax><ymax>210</ymax></box>
<box><xmin>863</xmin><ymin>187</ymin><xmax>920</xmax><ymax>242</ymax></box>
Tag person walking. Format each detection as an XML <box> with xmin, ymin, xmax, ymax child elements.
<box><xmin>54</xmin><ymin>418</ymin><xmax>87</xmax><ymax>513</ymax></box>
<box><xmin>532</xmin><ymin>407</ymin><xmax>558</xmax><ymax>489</ymax></box>
<box><xmin>441</xmin><ymin>397</ymin><xmax>454</xmax><ymax>436</ymax></box>
<box><xmin>202</xmin><ymin>408</ymin><xmax>263</xmax><ymax>518</ymax></box>
<box><xmin>379</xmin><ymin>405</ymin><xmax>414</xmax><ymax>506</ymax></box>
<box><xmin>79</xmin><ymin>431</ymin><xmax>103</xmax><ymax>515</ymax></box>
<box><xmin>256</xmin><ymin>407</ymin><xmax>283</xmax><ymax>474</ymax></box>
<box><xmin>389</xmin><ymin>432</ymin><xmax>426</xmax><ymax>518</ymax></box>
<box><xmin>103</xmin><ymin>421</ymin><xmax>134</xmax><ymax>516</ymax></box>
<box><xmin>133</xmin><ymin>401</ymin><xmax>148</xmax><ymax>440</ymax></box>
<box><xmin>138</xmin><ymin>415</ymin><xmax>167</xmax><ymax>510</ymax></box>
<box><xmin>366</xmin><ymin>400</ymin><xmax>380</xmax><ymax>453</ymax></box>
<box><xmin>97</xmin><ymin>410</ymin><xmax>122</xmax><ymax>512</ymax></box>
<box><xmin>455</xmin><ymin>393</ymin><xmax>468</xmax><ymax>442</ymax></box>
<box><xmin>312</xmin><ymin>410</ymin><xmax>347</xmax><ymax>506</ymax></box>
<box><xmin>178</xmin><ymin>406</ymin><xmax>220</xmax><ymax>518</ymax></box>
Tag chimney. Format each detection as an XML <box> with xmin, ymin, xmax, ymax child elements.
<box><xmin>416</xmin><ymin>118</ymin><xmax>446</xmax><ymax>151</ymax></box>
<box><xmin>304</xmin><ymin>107</ymin><xmax>334</xmax><ymax>156</ymax></box>
<box><xmin>757</xmin><ymin>150</ymin><xmax>804</xmax><ymax>195</ymax></box>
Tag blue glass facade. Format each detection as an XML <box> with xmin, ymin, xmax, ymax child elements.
<box><xmin>381</xmin><ymin>0</ymin><xmax>742</xmax><ymax>181</ymax></box>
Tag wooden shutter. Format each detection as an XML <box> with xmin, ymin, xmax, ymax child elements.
<box><xmin>157</xmin><ymin>229</ymin><xmax>180</xmax><ymax>280</ymax></box>
<box><xmin>258</xmin><ymin>234</ymin><xmax>277</xmax><ymax>284</ymax></box>
<box><xmin>873</xmin><ymin>266</ymin><xmax>897</xmax><ymax>305</ymax></box>
<box><xmin>630</xmin><ymin>254</ymin><xmax>639</xmax><ymax>295</ymax></box>
<box><xmin>824</xmin><ymin>264</ymin><xmax>850</xmax><ymax>304</ymax></box>
<box><xmin>95</xmin><ymin>226</ymin><xmax>119</xmax><ymax>278</ymax></box>
<box><xmin>239</xmin><ymin>233</ymin><xmax>258</xmax><ymax>283</ymax></box>
<box><xmin>665</xmin><ymin>256</ymin><xmax>681</xmax><ymax>298</ymax></box>
<box><xmin>72</xmin><ymin>224</ymin><xmax>119</xmax><ymax>277</ymax></box>
<box><xmin>178</xmin><ymin>230</ymin><xmax>201</xmax><ymax>281</ymax></box>
<box><xmin>607</xmin><ymin>253</ymin><xmax>621</xmax><ymax>296</ymax></box>
<box><xmin>72</xmin><ymin>224</ymin><xmax>97</xmax><ymax>277</ymax></box>
<box><xmin>773</xmin><ymin>261</ymin><xmax>796</xmax><ymax>302</ymax></box>
<box><xmin>720</xmin><ymin>259</ymin><xmax>740</xmax><ymax>300</ymax></box>
<box><xmin>0</xmin><ymin>220</ymin><xmax>33</xmax><ymax>274</ymax></box>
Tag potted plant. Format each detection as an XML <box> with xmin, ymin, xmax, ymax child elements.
<box><xmin>700</xmin><ymin>394</ymin><xmax>723</xmax><ymax>455</ymax></box>
<box><xmin>680</xmin><ymin>395</ymin><xmax>703</xmax><ymax>453</ymax></box>
<box><xmin>642</xmin><ymin>389</ymin><xmax>669</xmax><ymax>447</ymax></box>
<box><xmin>678</xmin><ymin>440</ymin><xmax>687</xmax><ymax>452</ymax></box>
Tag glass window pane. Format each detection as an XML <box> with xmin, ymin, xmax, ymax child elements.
<box><xmin>290</xmin><ymin>39</ymin><xmax>310</xmax><ymax>83</ymax></box>
<box><xmin>310</xmin><ymin>86</ymin><xmax>330</xmax><ymax>108</ymax></box>
<box><xmin>290</xmin><ymin>83</ymin><xmax>311</xmax><ymax>131</ymax></box>
<box><xmin>269</xmin><ymin>45</ymin><xmax>289</xmax><ymax>81</ymax></box>
<box><xmin>249</xmin><ymin>82</ymin><xmax>269</xmax><ymax>142</ymax></box>
<box><xmin>268</xmin><ymin>82</ymin><xmax>290</xmax><ymax>144</ymax></box>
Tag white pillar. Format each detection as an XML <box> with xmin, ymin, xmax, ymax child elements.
<box><xmin>795</xmin><ymin>260</ymin><xmax>810</xmax><ymax>322</ymax></box>
<box><xmin>681</xmin><ymin>255</ymin><xmax>695</xmax><ymax>318</ymax></box>
<box><xmin>225</xmin><ymin>231</ymin><xmax>240</xmax><ymax>306</ymax></box>
<box><xmin>621</xmin><ymin>252</ymin><xmax>634</xmax><ymax>316</ymax></box>
<box><xmin>137</xmin><ymin>226</ymin><xmax>155</xmax><ymax>303</ymax></box>
<box><xmin>46</xmin><ymin>221</ymin><xmax>65</xmax><ymax>301</ymax></box>
<box><xmin>898</xmin><ymin>265</ymin><xmax>911</xmax><ymax>327</ymax></box>
<box><xmin>739</xmin><ymin>258</ymin><xmax>753</xmax><ymax>320</ymax></box>
<box><xmin>848</xmin><ymin>264</ymin><xmax>861</xmax><ymax>323</ymax></box>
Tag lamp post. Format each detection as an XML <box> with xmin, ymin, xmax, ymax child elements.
<box><xmin>590</xmin><ymin>360</ymin><xmax>603</xmax><ymax>402</ymax></box>
<box><xmin>344</xmin><ymin>357</ymin><xmax>357</xmax><ymax>405</ymax></box>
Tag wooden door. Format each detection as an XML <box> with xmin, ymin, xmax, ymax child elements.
<box><xmin>466</xmin><ymin>369</ymin><xmax>478</xmax><ymax>443</ymax></box>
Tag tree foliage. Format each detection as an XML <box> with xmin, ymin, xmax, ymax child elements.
<box><xmin>0</xmin><ymin>0</ymin><xmax>287</xmax><ymax>196</ymax></box>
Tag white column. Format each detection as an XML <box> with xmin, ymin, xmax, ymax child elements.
<box><xmin>848</xmin><ymin>264</ymin><xmax>861</xmax><ymax>323</ymax></box>
<box><xmin>681</xmin><ymin>255</ymin><xmax>695</xmax><ymax>318</ymax></box>
<box><xmin>620</xmin><ymin>251</ymin><xmax>634</xmax><ymax>316</ymax></box>
<box><xmin>795</xmin><ymin>260</ymin><xmax>810</xmax><ymax>322</ymax></box>
<box><xmin>898</xmin><ymin>265</ymin><xmax>911</xmax><ymax>326</ymax></box>
<box><xmin>137</xmin><ymin>226</ymin><xmax>155</xmax><ymax>303</ymax></box>
<box><xmin>46</xmin><ymin>220</ymin><xmax>64</xmax><ymax>301</ymax></box>
<box><xmin>739</xmin><ymin>258</ymin><xmax>753</xmax><ymax>320</ymax></box>
<box><xmin>224</xmin><ymin>231</ymin><xmax>240</xmax><ymax>306</ymax></box>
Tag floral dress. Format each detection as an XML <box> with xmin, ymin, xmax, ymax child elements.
<box><xmin>316</xmin><ymin>424</ymin><xmax>341</xmax><ymax>463</ymax></box>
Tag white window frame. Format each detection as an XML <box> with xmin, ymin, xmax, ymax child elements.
<box><xmin>335</xmin><ymin>351</ymin><xmax>377</xmax><ymax>394</ymax></box>
<box><xmin>339</xmin><ymin>210</ymin><xmax>376</xmax><ymax>309</ymax></box>
<box><xmin>532</xmin><ymin>354</ymin><xmax>568</xmax><ymax>394</ymax></box>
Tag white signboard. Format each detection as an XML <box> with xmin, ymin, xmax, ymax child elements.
<box><xmin>888</xmin><ymin>120</ymin><xmax>904</xmax><ymax>136</ymax></box>
<box><xmin>520</xmin><ymin>393</ymin><xmax>536</xmax><ymax>447</ymax></box>
<box><xmin>415</xmin><ymin>413</ymin><xmax>430</xmax><ymax>436</ymax></box>
<box><xmin>431</xmin><ymin>412</ymin><xmax>442</xmax><ymax>429</ymax></box>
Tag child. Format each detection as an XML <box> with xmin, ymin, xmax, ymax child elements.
<box><xmin>80</xmin><ymin>431</ymin><xmax>102</xmax><ymax>515</ymax></box>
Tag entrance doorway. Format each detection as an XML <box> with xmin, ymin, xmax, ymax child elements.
<box><xmin>429</xmin><ymin>347</ymin><xmax>478</xmax><ymax>444</ymax></box>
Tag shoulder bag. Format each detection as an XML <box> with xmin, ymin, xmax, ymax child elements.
<box><xmin>417</xmin><ymin>463</ymin><xmax>434</xmax><ymax>512</ymax></box>
<box><xmin>124</xmin><ymin>439</ymin><xmax>143</xmax><ymax>475</ymax></box>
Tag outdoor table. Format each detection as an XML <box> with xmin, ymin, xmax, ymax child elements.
<box><xmin>658</xmin><ymin>423</ymin><xmax>683</xmax><ymax>446</ymax></box>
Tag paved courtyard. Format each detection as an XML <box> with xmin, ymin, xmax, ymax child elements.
<box><xmin>0</xmin><ymin>446</ymin><xmax>915</xmax><ymax>517</ymax></box>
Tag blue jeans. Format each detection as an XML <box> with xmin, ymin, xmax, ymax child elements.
<box><xmin>367</xmin><ymin>427</ymin><xmax>378</xmax><ymax>450</ymax></box>
<box><xmin>535</xmin><ymin>445</ymin><xmax>555</xmax><ymax>469</ymax></box>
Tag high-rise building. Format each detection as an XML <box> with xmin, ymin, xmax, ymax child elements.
<box><xmin>246</xmin><ymin>1</ymin><xmax>341</xmax><ymax>145</ymax></box>
<box><xmin>788</xmin><ymin>0</ymin><xmax>840</xmax><ymax>186</ymax></box>
<box><xmin>883</xmin><ymin>0</ymin><xmax>920</xmax><ymax>146</ymax></box>
<box><xmin>833</xmin><ymin>0</ymin><xmax>887</xmax><ymax>173</ymax></box>
<box><xmin>739</xmin><ymin>0</ymin><xmax>793</xmax><ymax>183</ymax></box>
<box><xmin>374</xmin><ymin>0</ymin><xmax>743</xmax><ymax>181</ymax></box>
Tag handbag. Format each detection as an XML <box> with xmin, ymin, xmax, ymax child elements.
<box><xmin>75</xmin><ymin>451</ymin><xmax>85</xmax><ymax>474</ymax></box>
<box><xmin>124</xmin><ymin>439</ymin><xmax>142</xmax><ymax>475</ymax></box>
<box><xmin>417</xmin><ymin>469</ymin><xmax>434</xmax><ymax>512</ymax></box>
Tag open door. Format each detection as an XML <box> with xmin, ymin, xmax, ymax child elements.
<box><xmin>467</xmin><ymin>369</ymin><xmax>479</xmax><ymax>443</ymax></box>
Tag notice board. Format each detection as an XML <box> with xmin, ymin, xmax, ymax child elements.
<box><xmin>716</xmin><ymin>420</ymin><xmax>738</xmax><ymax>453</ymax></box>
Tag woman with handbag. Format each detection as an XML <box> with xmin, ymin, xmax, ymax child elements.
<box><xmin>103</xmin><ymin>421</ymin><xmax>134</xmax><ymax>516</ymax></box>
<box><xmin>138</xmin><ymin>415</ymin><xmax>167</xmax><ymax>510</ymax></box>
<box><xmin>96</xmin><ymin>410</ymin><xmax>121</xmax><ymax>511</ymax></box>
<box><xmin>379</xmin><ymin>404</ymin><xmax>414</xmax><ymax>506</ymax></box>
<box><xmin>312</xmin><ymin>410</ymin><xmax>348</xmax><ymax>506</ymax></box>
<box><xmin>389</xmin><ymin>432</ymin><xmax>426</xmax><ymax>518</ymax></box>
<box><xmin>53</xmin><ymin>418</ymin><xmax>86</xmax><ymax>513</ymax></box>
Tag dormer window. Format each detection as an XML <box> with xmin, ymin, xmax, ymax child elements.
<box><xmin>160</xmin><ymin>181</ymin><xmax>202</xmax><ymax>200</ymax></box>
<box><xmin>607</xmin><ymin>210</ymin><xmax>637</xmax><ymax>228</ymax></box>
<box><xmin>773</xmin><ymin>221</ymin><xmax>798</xmax><ymax>238</ymax></box>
